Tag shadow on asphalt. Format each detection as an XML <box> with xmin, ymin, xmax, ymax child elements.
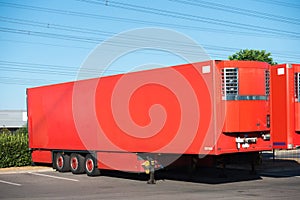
<box><xmin>100</xmin><ymin>158</ymin><xmax>300</xmax><ymax>184</ymax></box>
<box><xmin>101</xmin><ymin>167</ymin><xmax>262</xmax><ymax>184</ymax></box>
<box><xmin>158</xmin><ymin>168</ymin><xmax>262</xmax><ymax>184</ymax></box>
<box><xmin>259</xmin><ymin>151</ymin><xmax>300</xmax><ymax>177</ymax></box>
<box><xmin>258</xmin><ymin>159</ymin><xmax>300</xmax><ymax>178</ymax></box>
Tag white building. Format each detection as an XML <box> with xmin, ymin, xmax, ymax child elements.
<box><xmin>0</xmin><ymin>110</ymin><xmax>27</xmax><ymax>131</ymax></box>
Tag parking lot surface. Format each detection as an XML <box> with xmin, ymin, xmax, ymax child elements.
<box><xmin>0</xmin><ymin>161</ymin><xmax>300</xmax><ymax>200</ymax></box>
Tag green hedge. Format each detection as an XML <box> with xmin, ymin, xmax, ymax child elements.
<box><xmin>0</xmin><ymin>127</ymin><xmax>31</xmax><ymax>168</ymax></box>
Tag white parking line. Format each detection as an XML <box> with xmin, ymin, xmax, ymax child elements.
<box><xmin>27</xmin><ymin>172</ymin><xmax>79</xmax><ymax>182</ymax></box>
<box><xmin>0</xmin><ymin>179</ymin><xmax>22</xmax><ymax>186</ymax></box>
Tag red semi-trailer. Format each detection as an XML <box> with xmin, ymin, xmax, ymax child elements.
<box><xmin>27</xmin><ymin>60</ymin><xmax>272</xmax><ymax>178</ymax></box>
<box><xmin>270</xmin><ymin>64</ymin><xmax>300</xmax><ymax>149</ymax></box>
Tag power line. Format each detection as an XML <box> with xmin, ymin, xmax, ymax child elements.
<box><xmin>0</xmin><ymin>76</ymin><xmax>61</xmax><ymax>86</ymax></box>
<box><xmin>251</xmin><ymin>0</ymin><xmax>300</xmax><ymax>9</ymax></box>
<box><xmin>79</xmin><ymin>0</ymin><xmax>300</xmax><ymax>38</ymax></box>
<box><xmin>0</xmin><ymin>60</ymin><xmax>127</xmax><ymax>86</ymax></box>
<box><xmin>7</xmin><ymin>15</ymin><xmax>300</xmax><ymax>54</ymax></box>
<box><xmin>1</xmin><ymin>16</ymin><xmax>214</xmax><ymax>48</ymax></box>
<box><xmin>0</xmin><ymin>55</ymin><xmax>296</xmax><ymax>87</ymax></box>
<box><xmin>0</xmin><ymin>15</ymin><xmax>294</xmax><ymax>52</ymax></box>
<box><xmin>169</xmin><ymin>0</ymin><xmax>300</xmax><ymax>26</ymax></box>
<box><xmin>0</xmin><ymin>15</ymin><xmax>264</xmax><ymax>40</ymax></box>
<box><xmin>0</xmin><ymin>39</ymin><xmax>92</xmax><ymax>50</ymax></box>
<box><xmin>1</xmin><ymin>15</ymin><xmax>300</xmax><ymax>61</ymax></box>
<box><xmin>0</xmin><ymin>27</ymin><xmax>104</xmax><ymax>43</ymax></box>
<box><xmin>0</xmin><ymin>2</ymin><xmax>299</xmax><ymax>66</ymax></box>
<box><xmin>0</xmin><ymin>16</ymin><xmax>261</xmax><ymax>54</ymax></box>
<box><xmin>0</xmin><ymin>2</ymin><xmax>299</xmax><ymax>64</ymax></box>
<box><xmin>0</xmin><ymin>2</ymin><xmax>221</xmax><ymax>34</ymax></box>
<box><xmin>1</xmin><ymin>29</ymin><xmax>299</xmax><ymax>62</ymax></box>
<box><xmin>1</xmin><ymin>1</ymin><xmax>299</xmax><ymax>40</ymax></box>
<box><xmin>0</xmin><ymin>59</ymin><xmax>125</xmax><ymax>86</ymax></box>
<box><xmin>0</xmin><ymin>60</ymin><xmax>125</xmax><ymax>75</ymax></box>
<box><xmin>0</xmin><ymin>26</ymin><xmax>218</xmax><ymax>58</ymax></box>
<box><xmin>1</xmin><ymin>23</ymin><xmax>299</xmax><ymax>65</ymax></box>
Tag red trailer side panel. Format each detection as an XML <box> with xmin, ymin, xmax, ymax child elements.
<box><xmin>270</xmin><ymin>64</ymin><xmax>300</xmax><ymax>149</ymax></box>
<box><xmin>28</xmin><ymin>61</ymin><xmax>218</xmax><ymax>155</ymax></box>
<box><xmin>31</xmin><ymin>150</ymin><xmax>52</xmax><ymax>164</ymax></box>
<box><xmin>27</xmin><ymin>82</ymin><xmax>86</xmax><ymax>151</ymax></box>
<box><xmin>97</xmin><ymin>152</ymin><xmax>144</xmax><ymax>172</ymax></box>
<box><xmin>293</xmin><ymin>64</ymin><xmax>300</xmax><ymax>147</ymax></box>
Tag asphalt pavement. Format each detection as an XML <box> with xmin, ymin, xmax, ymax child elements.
<box><xmin>0</xmin><ymin>161</ymin><xmax>299</xmax><ymax>200</ymax></box>
<box><xmin>0</xmin><ymin>150</ymin><xmax>299</xmax><ymax>200</ymax></box>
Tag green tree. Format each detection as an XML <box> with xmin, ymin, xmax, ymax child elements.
<box><xmin>228</xmin><ymin>49</ymin><xmax>277</xmax><ymax>65</ymax></box>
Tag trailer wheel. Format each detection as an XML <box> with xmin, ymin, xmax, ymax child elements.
<box><xmin>85</xmin><ymin>154</ymin><xmax>100</xmax><ymax>176</ymax></box>
<box><xmin>55</xmin><ymin>153</ymin><xmax>70</xmax><ymax>172</ymax></box>
<box><xmin>70</xmin><ymin>153</ymin><xmax>85</xmax><ymax>174</ymax></box>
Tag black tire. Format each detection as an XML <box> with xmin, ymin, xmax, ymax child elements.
<box><xmin>85</xmin><ymin>154</ymin><xmax>100</xmax><ymax>176</ymax></box>
<box><xmin>55</xmin><ymin>153</ymin><xmax>70</xmax><ymax>172</ymax></box>
<box><xmin>70</xmin><ymin>153</ymin><xmax>85</xmax><ymax>174</ymax></box>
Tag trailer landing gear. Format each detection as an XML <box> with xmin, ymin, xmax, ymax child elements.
<box><xmin>216</xmin><ymin>156</ymin><xmax>228</xmax><ymax>178</ymax></box>
<box><xmin>249</xmin><ymin>152</ymin><xmax>261</xmax><ymax>175</ymax></box>
<box><xmin>142</xmin><ymin>156</ymin><xmax>157</xmax><ymax>184</ymax></box>
<box><xmin>147</xmin><ymin>170</ymin><xmax>156</xmax><ymax>184</ymax></box>
<box><xmin>218</xmin><ymin>162</ymin><xmax>227</xmax><ymax>178</ymax></box>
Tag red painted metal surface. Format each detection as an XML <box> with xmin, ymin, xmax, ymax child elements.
<box><xmin>27</xmin><ymin>82</ymin><xmax>85</xmax><ymax>151</ymax></box>
<box><xmin>31</xmin><ymin>150</ymin><xmax>52</xmax><ymax>164</ymax></box>
<box><xmin>217</xmin><ymin>61</ymin><xmax>270</xmax><ymax>133</ymax></box>
<box><xmin>97</xmin><ymin>152</ymin><xmax>144</xmax><ymax>172</ymax></box>
<box><xmin>293</xmin><ymin>64</ymin><xmax>300</xmax><ymax>147</ymax></box>
<box><xmin>215</xmin><ymin>61</ymin><xmax>271</xmax><ymax>155</ymax></box>
<box><xmin>27</xmin><ymin>60</ymin><xmax>272</xmax><ymax>166</ymax></box>
<box><xmin>270</xmin><ymin>64</ymin><xmax>300</xmax><ymax>149</ymax></box>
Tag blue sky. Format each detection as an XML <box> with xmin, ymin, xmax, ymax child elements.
<box><xmin>1</xmin><ymin>0</ymin><xmax>300</xmax><ymax>110</ymax></box>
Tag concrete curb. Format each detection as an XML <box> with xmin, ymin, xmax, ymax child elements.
<box><xmin>0</xmin><ymin>167</ymin><xmax>53</xmax><ymax>174</ymax></box>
